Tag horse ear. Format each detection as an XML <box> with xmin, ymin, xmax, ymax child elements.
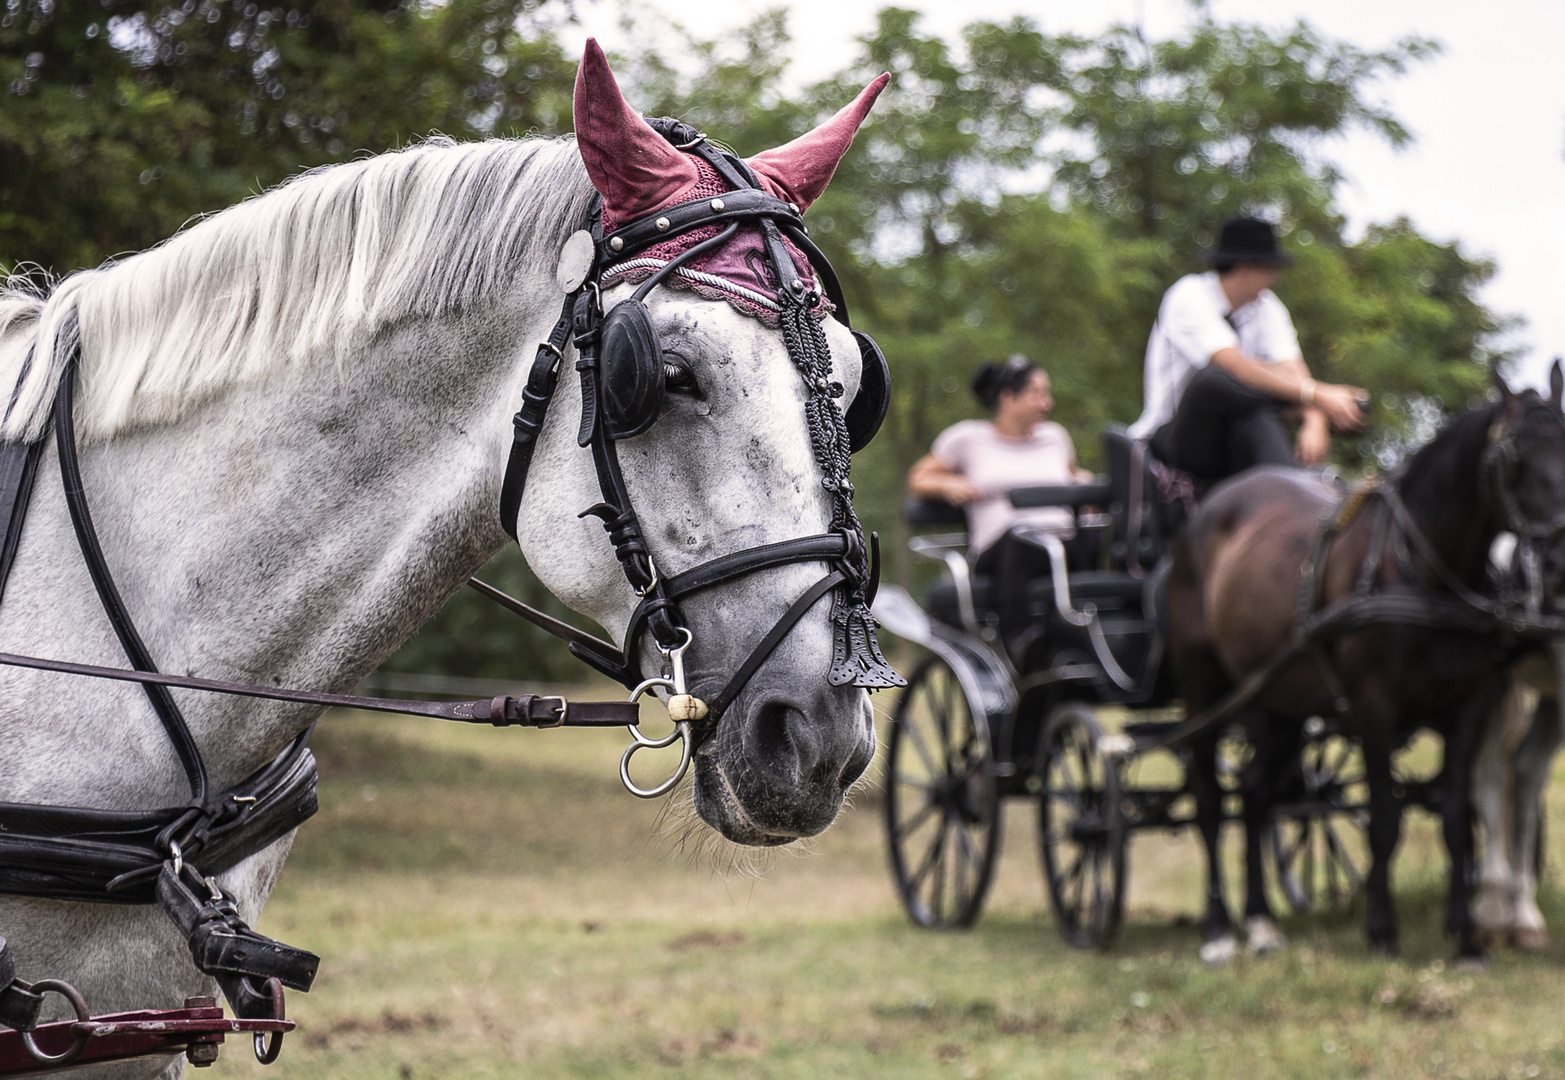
<box><xmin>1492</xmin><ymin>360</ymin><xmax>1518</xmax><ymax>413</ymax></box>
<box><xmin>1550</xmin><ymin>357</ymin><xmax>1563</xmax><ymax>410</ymax></box>
<box><xmin>573</xmin><ymin>38</ymin><xmax>701</xmax><ymax>221</ymax></box>
<box><xmin>745</xmin><ymin>74</ymin><xmax>891</xmax><ymax>212</ymax></box>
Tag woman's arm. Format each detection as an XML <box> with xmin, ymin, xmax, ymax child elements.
<box><xmin>908</xmin><ymin>453</ymin><xmax>980</xmax><ymax>505</ymax></box>
<box><xmin>1059</xmin><ymin>426</ymin><xmax>1095</xmax><ymax>484</ymax></box>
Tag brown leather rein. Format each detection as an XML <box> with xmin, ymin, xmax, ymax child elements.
<box><xmin>0</xmin><ymin>626</ymin><xmax>638</xmax><ymax>730</ymax></box>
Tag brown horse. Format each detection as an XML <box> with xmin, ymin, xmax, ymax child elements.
<box><xmin>1167</xmin><ymin>367</ymin><xmax>1565</xmax><ymax>961</ymax></box>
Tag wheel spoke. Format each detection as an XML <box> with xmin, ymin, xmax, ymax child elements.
<box><xmin>899</xmin><ymin>712</ymin><xmax>942</xmax><ymax>778</ymax></box>
<box><xmin>1057</xmin><ymin>745</ymin><xmax>1084</xmax><ymax>796</ymax></box>
<box><xmin>1067</xmin><ymin>847</ymin><xmax>1087</xmax><ymax>917</ymax></box>
<box><xmin>1047</xmin><ymin>785</ymin><xmax>1083</xmax><ymax>816</ymax></box>
<box><xmin>929</xmin><ymin>820</ymin><xmax>950</xmax><ymax>921</ymax></box>
<box><xmin>955</xmin><ymin>817</ymin><xmax>984</xmax><ymax>874</ymax></box>
<box><xmin>1090</xmin><ymin>844</ymin><xmax>1110</xmax><ymax>930</ymax></box>
<box><xmin>1322</xmin><ymin>818</ymin><xmax>1364</xmax><ymax>886</ymax></box>
<box><xmin>907</xmin><ymin>820</ymin><xmax>947</xmax><ymax>894</ymax></box>
<box><xmin>936</xmin><ymin>676</ymin><xmax>954</xmax><ymax>755</ymax></box>
<box><xmin>894</xmin><ymin>795</ymin><xmax>941</xmax><ymax>840</ymax></box>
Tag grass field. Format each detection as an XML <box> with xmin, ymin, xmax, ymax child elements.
<box><xmin>208</xmin><ymin>690</ymin><xmax>1565</xmax><ymax>1080</ymax></box>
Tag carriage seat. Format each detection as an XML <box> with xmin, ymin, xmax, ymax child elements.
<box><xmin>1024</xmin><ymin>570</ymin><xmax>1145</xmax><ymax>617</ymax></box>
<box><xmin>903</xmin><ymin>496</ymin><xmax>967</xmax><ymax>529</ymax></box>
<box><xmin>926</xmin><ymin>570</ymin><xmax>1145</xmax><ymax>630</ymax></box>
<box><xmin>1102</xmin><ymin>424</ymin><xmax>1184</xmax><ymax>572</ymax></box>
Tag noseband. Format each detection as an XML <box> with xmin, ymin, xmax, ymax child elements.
<box><xmin>495</xmin><ymin>118</ymin><xmax>904</xmax><ymax>795</ymax></box>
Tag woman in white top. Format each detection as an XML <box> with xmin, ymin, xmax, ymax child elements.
<box><xmin>908</xmin><ymin>356</ymin><xmax>1093</xmax><ymax>636</ymax></box>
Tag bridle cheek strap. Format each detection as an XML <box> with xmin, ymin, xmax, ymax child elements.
<box><xmin>705</xmin><ymin>571</ymin><xmax>846</xmax><ymax>721</ymax></box>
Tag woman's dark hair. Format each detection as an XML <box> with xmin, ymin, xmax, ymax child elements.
<box><xmin>972</xmin><ymin>354</ymin><xmax>1038</xmax><ymax>410</ymax></box>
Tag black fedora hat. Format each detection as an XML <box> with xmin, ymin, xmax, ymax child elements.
<box><xmin>1203</xmin><ymin>217</ymin><xmax>1293</xmax><ymax>266</ymax></box>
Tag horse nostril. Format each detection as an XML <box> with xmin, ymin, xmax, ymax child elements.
<box><xmin>749</xmin><ymin>699</ymin><xmax>808</xmax><ymax>787</ymax></box>
<box><xmin>838</xmin><ymin>735</ymin><xmax>872</xmax><ymax>788</ymax></box>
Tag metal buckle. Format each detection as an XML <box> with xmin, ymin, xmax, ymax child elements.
<box><xmin>633</xmin><ymin>556</ymin><xmax>660</xmax><ymax>597</ymax></box>
<box><xmin>537</xmin><ymin>695</ymin><xmax>568</xmax><ymax>728</ymax></box>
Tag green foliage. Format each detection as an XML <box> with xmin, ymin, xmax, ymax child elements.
<box><xmin>0</xmin><ymin>0</ymin><xmax>576</xmax><ymax>274</ymax></box>
<box><xmin>1047</xmin><ymin>18</ymin><xmax>1437</xmax><ymax>248</ymax></box>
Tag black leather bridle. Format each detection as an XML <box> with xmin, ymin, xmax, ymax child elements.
<box><xmin>492</xmin><ymin>118</ymin><xmax>903</xmax><ymax>794</ymax></box>
<box><xmin>1480</xmin><ymin>399</ymin><xmax>1565</xmax><ymax>614</ymax></box>
<box><xmin>0</xmin><ymin>119</ymin><xmax>903</xmax><ymax>1044</ymax></box>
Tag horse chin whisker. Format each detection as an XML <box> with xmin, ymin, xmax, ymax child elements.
<box><xmin>651</xmin><ymin>783</ymin><xmax>778</xmax><ymax>878</ymax></box>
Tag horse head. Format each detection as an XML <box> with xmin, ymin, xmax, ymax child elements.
<box><xmin>517</xmin><ymin>42</ymin><xmax>896</xmax><ymax>845</ymax></box>
<box><xmin>1487</xmin><ymin>361</ymin><xmax>1565</xmax><ymax>606</ymax></box>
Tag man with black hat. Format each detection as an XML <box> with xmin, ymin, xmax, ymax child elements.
<box><xmin>1128</xmin><ymin>216</ymin><xmax>1367</xmax><ymax>484</ymax></box>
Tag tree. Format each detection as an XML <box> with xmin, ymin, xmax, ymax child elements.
<box><xmin>790</xmin><ymin>9</ymin><xmax>1503</xmax><ymax>584</ymax></box>
<box><xmin>1</xmin><ymin>0</ymin><xmax>576</xmax><ymax>275</ymax></box>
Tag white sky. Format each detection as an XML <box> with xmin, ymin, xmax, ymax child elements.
<box><xmin>566</xmin><ymin>0</ymin><xmax>1565</xmax><ymax>390</ymax></box>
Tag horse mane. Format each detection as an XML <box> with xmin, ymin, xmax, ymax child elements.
<box><xmin>1400</xmin><ymin>390</ymin><xmax>1562</xmax><ymax>497</ymax></box>
<box><xmin>0</xmin><ymin>136</ymin><xmax>594</xmax><ymax>443</ymax></box>
<box><xmin>1397</xmin><ymin>397</ymin><xmax>1504</xmax><ymax>509</ymax></box>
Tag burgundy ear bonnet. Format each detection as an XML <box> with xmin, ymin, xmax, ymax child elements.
<box><xmin>573</xmin><ymin>39</ymin><xmax>888</xmax><ymax>323</ymax></box>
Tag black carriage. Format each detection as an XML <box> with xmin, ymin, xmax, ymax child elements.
<box><xmin>873</xmin><ymin>426</ymin><xmax>1376</xmax><ymax>945</ymax></box>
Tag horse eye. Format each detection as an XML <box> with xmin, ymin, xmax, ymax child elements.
<box><xmin>663</xmin><ymin>358</ymin><xmax>702</xmax><ymax>398</ymax></box>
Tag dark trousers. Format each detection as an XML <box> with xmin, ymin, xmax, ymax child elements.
<box><xmin>975</xmin><ymin>528</ymin><xmax>1096</xmax><ymax>640</ymax></box>
<box><xmin>1148</xmin><ymin>364</ymin><xmax>1293</xmax><ymax>484</ymax></box>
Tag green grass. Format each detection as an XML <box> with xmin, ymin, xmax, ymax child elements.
<box><xmin>209</xmin><ymin>703</ymin><xmax>1565</xmax><ymax>1079</ymax></box>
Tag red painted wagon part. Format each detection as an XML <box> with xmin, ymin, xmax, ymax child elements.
<box><xmin>0</xmin><ymin>993</ymin><xmax>292</xmax><ymax>1075</ymax></box>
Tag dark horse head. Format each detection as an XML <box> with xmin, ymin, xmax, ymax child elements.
<box><xmin>1398</xmin><ymin>363</ymin><xmax>1565</xmax><ymax>608</ymax></box>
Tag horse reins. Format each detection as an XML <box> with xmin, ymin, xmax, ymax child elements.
<box><xmin>0</xmin><ymin>120</ymin><xmax>906</xmax><ymax>1051</ymax></box>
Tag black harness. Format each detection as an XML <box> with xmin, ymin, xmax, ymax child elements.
<box><xmin>495</xmin><ymin>117</ymin><xmax>903</xmax><ymax>725</ymax></box>
<box><xmin>0</xmin><ymin>118</ymin><xmax>903</xmax><ymax>1040</ymax></box>
<box><xmin>1141</xmin><ymin>402</ymin><xmax>1565</xmax><ymax>754</ymax></box>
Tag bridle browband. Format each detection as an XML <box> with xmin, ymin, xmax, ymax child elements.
<box><xmin>494</xmin><ymin>117</ymin><xmax>902</xmax><ymax>795</ymax></box>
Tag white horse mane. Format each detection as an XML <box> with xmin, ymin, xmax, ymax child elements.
<box><xmin>0</xmin><ymin>135</ymin><xmax>594</xmax><ymax>443</ymax></box>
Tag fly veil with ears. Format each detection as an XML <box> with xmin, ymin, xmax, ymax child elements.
<box><xmin>494</xmin><ymin>43</ymin><xmax>902</xmax><ymax>777</ymax></box>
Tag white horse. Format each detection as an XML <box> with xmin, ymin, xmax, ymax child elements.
<box><xmin>1472</xmin><ymin>642</ymin><xmax>1564</xmax><ymax>950</ymax></box>
<box><xmin>0</xmin><ymin>43</ymin><xmax>886</xmax><ymax>1075</ymax></box>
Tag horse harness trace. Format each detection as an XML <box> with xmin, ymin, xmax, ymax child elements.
<box><xmin>0</xmin><ymin>343</ymin><xmax>641</xmax><ymax>1069</ymax></box>
<box><xmin>1138</xmin><ymin>399</ymin><xmax>1565</xmax><ymax>755</ymax></box>
<box><xmin>0</xmin><ymin>121</ymin><xmax>902</xmax><ymax>1068</ymax></box>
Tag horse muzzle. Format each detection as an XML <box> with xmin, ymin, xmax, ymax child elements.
<box><xmin>690</xmin><ymin>679</ymin><xmax>874</xmax><ymax>845</ymax></box>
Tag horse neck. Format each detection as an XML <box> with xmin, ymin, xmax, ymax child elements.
<box><xmin>1396</xmin><ymin>405</ymin><xmax>1502</xmax><ymax>590</ymax></box>
<box><xmin>0</xmin><ymin>287</ymin><xmax>556</xmax><ymax>805</ymax></box>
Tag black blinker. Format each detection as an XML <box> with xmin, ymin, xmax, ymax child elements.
<box><xmin>845</xmin><ymin>330</ymin><xmax>890</xmax><ymax>453</ymax></box>
<box><xmin>598</xmin><ymin>299</ymin><xmax>665</xmax><ymax>440</ymax></box>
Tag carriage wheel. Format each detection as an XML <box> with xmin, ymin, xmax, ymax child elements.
<box><xmin>1036</xmin><ymin>702</ymin><xmax>1127</xmax><ymax>948</ymax></box>
<box><xmin>1269</xmin><ymin>731</ymin><xmax>1368</xmax><ymax>913</ymax></box>
<box><xmin>883</xmin><ymin>654</ymin><xmax>1002</xmax><ymax>929</ymax></box>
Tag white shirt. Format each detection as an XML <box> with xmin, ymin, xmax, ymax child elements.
<box><xmin>1127</xmin><ymin>271</ymin><xmax>1303</xmax><ymax>439</ymax></box>
<box><xmin>930</xmin><ymin>420</ymin><xmax>1078</xmax><ymax>555</ymax></box>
